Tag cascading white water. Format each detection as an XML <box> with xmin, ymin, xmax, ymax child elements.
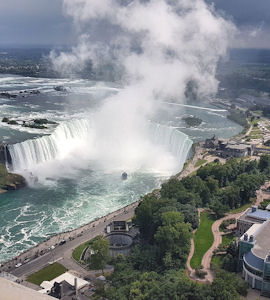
<box><xmin>8</xmin><ymin>119</ymin><xmax>192</xmax><ymax>173</ymax></box>
<box><xmin>148</xmin><ymin>123</ymin><xmax>193</xmax><ymax>170</ymax></box>
<box><xmin>9</xmin><ymin>119</ymin><xmax>91</xmax><ymax>171</ymax></box>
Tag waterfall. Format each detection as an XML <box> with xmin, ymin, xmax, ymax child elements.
<box><xmin>8</xmin><ymin>119</ymin><xmax>91</xmax><ymax>171</ymax></box>
<box><xmin>8</xmin><ymin>119</ymin><xmax>192</xmax><ymax>172</ymax></box>
<box><xmin>148</xmin><ymin>123</ymin><xmax>193</xmax><ymax>170</ymax></box>
<box><xmin>0</xmin><ymin>143</ymin><xmax>12</xmax><ymax>168</ymax></box>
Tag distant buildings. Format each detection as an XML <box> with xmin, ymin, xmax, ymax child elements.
<box><xmin>204</xmin><ymin>136</ymin><xmax>255</xmax><ymax>158</ymax></box>
<box><xmin>205</xmin><ymin>136</ymin><xmax>219</xmax><ymax>149</ymax></box>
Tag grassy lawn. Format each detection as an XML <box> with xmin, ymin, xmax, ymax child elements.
<box><xmin>222</xmin><ymin>233</ymin><xmax>235</xmax><ymax>247</ymax></box>
<box><xmin>72</xmin><ymin>241</ymin><xmax>90</xmax><ymax>262</ymax></box>
<box><xmin>188</xmin><ymin>170</ymin><xmax>197</xmax><ymax>177</ymax></box>
<box><xmin>195</xmin><ymin>159</ymin><xmax>207</xmax><ymax>168</ymax></box>
<box><xmin>183</xmin><ymin>158</ymin><xmax>192</xmax><ymax>171</ymax></box>
<box><xmin>250</xmin><ymin>135</ymin><xmax>263</xmax><ymax>139</ymax></box>
<box><xmin>190</xmin><ymin>212</ymin><xmax>214</xmax><ymax>269</ymax></box>
<box><xmin>250</xmin><ymin>127</ymin><xmax>262</xmax><ymax>134</ymax></box>
<box><xmin>26</xmin><ymin>262</ymin><xmax>67</xmax><ymax>286</ymax></box>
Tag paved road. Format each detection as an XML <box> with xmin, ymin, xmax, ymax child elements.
<box><xmin>178</xmin><ymin>145</ymin><xmax>226</xmax><ymax>181</ymax></box>
<box><xmin>7</xmin><ymin>204</ymin><xmax>137</xmax><ymax>280</ymax></box>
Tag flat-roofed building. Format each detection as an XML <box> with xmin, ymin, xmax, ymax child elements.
<box><xmin>237</xmin><ymin>206</ymin><xmax>270</xmax><ymax>236</ymax></box>
<box><xmin>0</xmin><ymin>277</ymin><xmax>54</xmax><ymax>300</ymax></box>
<box><xmin>238</xmin><ymin>219</ymin><xmax>270</xmax><ymax>297</ymax></box>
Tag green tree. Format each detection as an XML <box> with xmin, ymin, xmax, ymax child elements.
<box><xmin>155</xmin><ymin>211</ymin><xmax>191</xmax><ymax>269</ymax></box>
<box><xmin>259</xmin><ymin>154</ymin><xmax>270</xmax><ymax>174</ymax></box>
<box><xmin>210</xmin><ymin>270</ymin><xmax>248</xmax><ymax>299</ymax></box>
<box><xmin>88</xmin><ymin>235</ymin><xmax>109</xmax><ymax>274</ymax></box>
<box><xmin>211</xmin><ymin>200</ymin><xmax>227</xmax><ymax>219</ymax></box>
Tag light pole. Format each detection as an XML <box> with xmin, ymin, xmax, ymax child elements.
<box><xmin>50</xmin><ymin>247</ymin><xmax>55</xmax><ymax>263</ymax></box>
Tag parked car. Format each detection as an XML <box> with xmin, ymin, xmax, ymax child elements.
<box><xmin>15</xmin><ymin>263</ymin><xmax>22</xmax><ymax>268</ymax></box>
<box><xmin>59</xmin><ymin>240</ymin><xmax>66</xmax><ymax>245</ymax></box>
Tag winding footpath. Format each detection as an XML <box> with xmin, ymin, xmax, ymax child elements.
<box><xmin>187</xmin><ymin>179</ymin><xmax>270</xmax><ymax>283</ymax></box>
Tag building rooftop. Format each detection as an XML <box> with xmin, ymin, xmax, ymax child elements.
<box><xmin>240</xmin><ymin>223</ymin><xmax>261</xmax><ymax>241</ymax></box>
<box><xmin>0</xmin><ymin>277</ymin><xmax>54</xmax><ymax>300</ymax></box>
<box><xmin>247</xmin><ymin>209</ymin><xmax>270</xmax><ymax>221</ymax></box>
<box><xmin>245</xmin><ymin>250</ymin><xmax>264</xmax><ymax>271</ymax></box>
<box><xmin>226</xmin><ymin>144</ymin><xmax>248</xmax><ymax>150</ymax></box>
<box><xmin>252</xmin><ymin>219</ymin><xmax>270</xmax><ymax>259</ymax></box>
<box><xmin>40</xmin><ymin>272</ymin><xmax>89</xmax><ymax>294</ymax></box>
<box><xmin>238</xmin><ymin>207</ymin><xmax>270</xmax><ymax>224</ymax></box>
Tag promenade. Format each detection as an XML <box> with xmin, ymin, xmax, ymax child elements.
<box><xmin>0</xmin><ymin>201</ymin><xmax>139</xmax><ymax>286</ymax></box>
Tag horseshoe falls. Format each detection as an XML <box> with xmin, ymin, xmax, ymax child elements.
<box><xmin>0</xmin><ymin>75</ymin><xmax>242</xmax><ymax>263</ymax></box>
<box><xmin>8</xmin><ymin>119</ymin><xmax>91</xmax><ymax>171</ymax></box>
<box><xmin>8</xmin><ymin>120</ymin><xmax>192</xmax><ymax>175</ymax></box>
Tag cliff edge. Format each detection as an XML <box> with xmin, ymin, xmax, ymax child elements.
<box><xmin>0</xmin><ymin>164</ymin><xmax>26</xmax><ymax>193</ymax></box>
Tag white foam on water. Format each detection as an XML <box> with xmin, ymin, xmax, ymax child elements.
<box><xmin>163</xmin><ymin>101</ymin><xmax>227</xmax><ymax>112</ymax></box>
<box><xmin>8</xmin><ymin>118</ymin><xmax>192</xmax><ymax>185</ymax></box>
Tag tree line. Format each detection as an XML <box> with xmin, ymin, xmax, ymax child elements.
<box><xmin>101</xmin><ymin>156</ymin><xmax>270</xmax><ymax>299</ymax></box>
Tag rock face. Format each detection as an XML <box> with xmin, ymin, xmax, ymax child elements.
<box><xmin>0</xmin><ymin>92</ymin><xmax>17</xmax><ymax>99</ymax></box>
<box><xmin>2</xmin><ymin>117</ymin><xmax>57</xmax><ymax>130</ymax></box>
<box><xmin>0</xmin><ymin>143</ymin><xmax>12</xmax><ymax>165</ymax></box>
<box><xmin>0</xmin><ymin>144</ymin><xmax>25</xmax><ymax>193</ymax></box>
<box><xmin>0</xmin><ymin>163</ymin><xmax>26</xmax><ymax>192</ymax></box>
<box><xmin>54</xmin><ymin>86</ymin><xmax>68</xmax><ymax>92</ymax></box>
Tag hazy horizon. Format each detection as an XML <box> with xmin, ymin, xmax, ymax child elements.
<box><xmin>0</xmin><ymin>0</ymin><xmax>270</xmax><ymax>48</ymax></box>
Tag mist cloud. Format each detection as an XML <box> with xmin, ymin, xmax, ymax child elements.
<box><xmin>52</xmin><ymin>0</ymin><xmax>234</xmax><ymax>98</ymax></box>
<box><xmin>49</xmin><ymin>0</ymin><xmax>235</xmax><ymax>173</ymax></box>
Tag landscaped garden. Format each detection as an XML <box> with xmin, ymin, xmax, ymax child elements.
<box><xmin>190</xmin><ymin>211</ymin><xmax>214</xmax><ymax>269</ymax></box>
<box><xmin>222</xmin><ymin>233</ymin><xmax>235</xmax><ymax>247</ymax></box>
<box><xmin>72</xmin><ymin>241</ymin><xmax>91</xmax><ymax>262</ymax></box>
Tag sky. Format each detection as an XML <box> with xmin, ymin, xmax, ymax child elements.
<box><xmin>0</xmin><ymin>0</ymin><xmax>269</xmax><ymax>48</ymax></box>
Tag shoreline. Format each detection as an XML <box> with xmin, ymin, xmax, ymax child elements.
<box><xmin>0</xmin><ymin>200</ymin><xmax>141</xmax><ymax>271</ymax></box>
<box><xmin>0</xmin><ymin>142</ymin><xmax>198</xmax><ymax>270</ymax></box>
<box><xmin>0</xmin><ymin>103</ymin><xmax>243</xmax><ymax>271</ymax></box>
<box><xmin>0</xmin><ymin>128</ymin><xmax>230</xmax><ymax>269</ymax></box>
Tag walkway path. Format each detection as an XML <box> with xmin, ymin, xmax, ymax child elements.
<box><xmin>187</xmin><ymin>180</ymin><xmax>270</xmax><ymax>283</ymax></box>
<box><xmin>245</xmin><ymin>124</ymin><xmax>253</xmax><ymax>137</ymax></box>
<box><xmin>200</xmin><ymin>211</ymin><xmax>243</xmax><ymax>282</ymax></box>
<box><xmin>1</xmin><ymin>202</ymin><xmax>139</xmax><ymax>282</ymax></box>
<box><xmin>178</xmin><ymin>144</ymin><xmax>225</xmax><ymax>181</ymax></box>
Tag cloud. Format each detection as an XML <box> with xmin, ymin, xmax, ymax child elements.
<box><xmin>49</xmin><ymin>0</ymin><xmax>235</xmax><ymax>173</ymax></box>
<box><xmin>249</xmin><ymin>22</ymin><xmax>264</xmax><ymax>38</ymax></box>
<box><xmin>53</xmin><ymin>0</ymin><xmax>234</xmax><ymax>96</ymax></box>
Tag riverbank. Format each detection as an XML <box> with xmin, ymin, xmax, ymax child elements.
<box><xmin>0</xmin><ymin>135</ymin><xmax>206</xmax><ymax>270</ymax></box>
<box><xmin>0</xmin><ymin>200</ymin><xmax>140</xmax><ymax>272</ymax></box>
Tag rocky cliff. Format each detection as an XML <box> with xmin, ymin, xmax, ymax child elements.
<box><xmin>0</xmin><ymin>143</ymin><xmax>12</xmax><ymax>165</ymax></box>
<box><xmin>0</xmin><ymin>163</ymin><xmax>26</xmax><ymax>193</ymax></box>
